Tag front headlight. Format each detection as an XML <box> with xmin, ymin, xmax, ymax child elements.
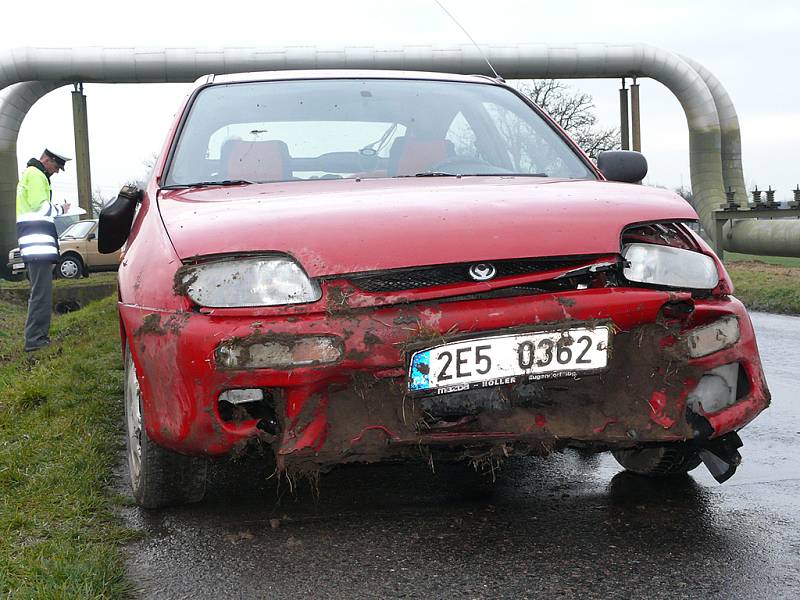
<box><xmin>623</xmin><ymin>243</ymin><xmax>719</xmax><ymax>290</ymax></box>
<box><xmin>179</xmin><ymin>257</ymin><xmax>321</xmax><ymax>307</ymax></box>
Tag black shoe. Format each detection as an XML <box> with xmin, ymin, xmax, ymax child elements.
<box><xmin>24</xmin><ymin>341</ymin><xmax>51</xmax><ymax>352</ymax></box>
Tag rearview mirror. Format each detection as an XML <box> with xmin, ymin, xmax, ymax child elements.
<box><xmin>98</xmin><ymin>185</ymin><xmax>142</xmax><ymax>254</ymax></box>
<box><xmin>596</xmin><ymin>150</ymin><xmax>648</xmax><ymax>183</ymax></box>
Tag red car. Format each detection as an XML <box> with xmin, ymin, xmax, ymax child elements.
<box><xmin>101</xmin><ymin>70</ymin><xmax>769</xmax><ymax>508</ymax></box>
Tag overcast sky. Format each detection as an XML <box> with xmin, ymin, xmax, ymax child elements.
<box><xmin>1</xmin><ymin>0</ymin><xmax>798</xmax><ymax>203</ymax></box>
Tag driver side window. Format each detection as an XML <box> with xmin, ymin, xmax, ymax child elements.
<box><xmin>482</xmin><ymin>102</ymin><xmax>569</xmax><ymax>175</ymax></box>
<box><xmin>445</xmin><ymin>112</ymin><xmax>481</xmax><ymax>160</ymax></box>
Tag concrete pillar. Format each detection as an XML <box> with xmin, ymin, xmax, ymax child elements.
<box><xmin>71</xmin><ymin>84</ymin><xmax>92</xmax><ymax>215</ymax></box>
<box><xmin>619</xmin><ymin>78</ymin><xmax>630</xmax><ymax>151</ymax></box>
<box><xmin>630</xmin><ymin>80</ymin><xmax>641</xmax><ymax>152</ymax></box>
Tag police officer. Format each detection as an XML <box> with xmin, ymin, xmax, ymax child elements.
<box><xmin>16</xmin><ymin>148</ymin><xmax>71</xmax><ymax>352</ymax></box>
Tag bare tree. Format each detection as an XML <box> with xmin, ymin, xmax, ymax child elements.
<box><xmin>674</xmin><ymin>185</ymin><xmax>696</xmax><ymax>210</ymax></box>
<box><xmin>514</xmin><ymin>80</ymin><xmax>620</xmax><ymax>159</ymax></box>
<box><xmin>129</xmin><ymin>152</ymin><xmax>160</xmax><ymax>188</ymax></box>
<box><xmin>90</xmin><ymin>188</ymin><xmax>112</xmax><ymax>218</ymax></box>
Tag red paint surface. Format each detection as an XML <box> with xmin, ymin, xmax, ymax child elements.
<box><xmin>648</xmin><ymin>390</ymin><xmax>677</xmax><ymax>429</ymax></box>
<box><xmin>351</xmin><ymin>426</ymin><xmax>400</xmax><ymax>445</ymax></box>
<box><xmin>593</xmin><ymin>419</ymin><xmax>620</xmax><ymax>434</ymax></box>
<box><xmin>119</xmin><ymin>288</ymin><xmax>769</xmax><ymax>456</ymax></box>
<box><xmin>158</xmin><ymin>178</ymin><xmax>697</xmax><ymax>277</ymax></box>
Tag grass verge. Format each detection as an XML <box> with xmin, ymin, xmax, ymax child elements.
<box><xmin>725</xmin><ymin>260</ymin><xmax>800</xmax><ymax>315</ymax></box>
<box><xmin>724</xmin><ymin>252</ymin><xmax>800</xmax><ymax>268</ymax></box>
<box><xmin>724</xmin><ymin>251</ymin><xmax>800</xmax><ymax>315</ymax></box>
<box><xmin>0</xmin><ymin>271</ymin><xmax>118</xmax><ymax>291</ymax></box>
<box><xmin>0</xmin><ymin>294</ymin><xmax>132</xmax><ymax>598</ymax></box>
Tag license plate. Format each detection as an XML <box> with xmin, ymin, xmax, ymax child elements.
<box><xmin>12</xmin><ymin>263</ymin><xmax>24</xmax><ymax>270</ymax></box>
<box><xmin>408</xmin><ymin>326</ymin><xmax>610</xmax><ymax>395</ymax></box>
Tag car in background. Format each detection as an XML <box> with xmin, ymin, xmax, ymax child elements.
<box><xmin>8</xmin><ymin>219</ymin><xmax>122</xmax><ymax>279</ymax></box>
<box><xmin>103</xmin><ymin>70</ymin><xmax>770</xmax><ymax>508</ymax></box>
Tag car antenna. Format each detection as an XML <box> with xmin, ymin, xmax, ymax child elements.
<box><xmin>432</xmin><ymin>0</ymin><xmax>503</xmax><ymax>81</ymax></box>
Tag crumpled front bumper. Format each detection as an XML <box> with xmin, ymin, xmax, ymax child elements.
<box><xmin>121</xmin><ymin>287</ymin><xmax>769</xmax><ymax>465</ymax></box>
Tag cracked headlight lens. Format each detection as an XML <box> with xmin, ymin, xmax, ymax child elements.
<box><xmin>623</xmin><ymin>243</ymin><xmax>719</xmax><ymax>290</ymax></box>
<box><xmin>180</xmin><ymin>257</ymin><xmax>321</xmax><ymax>307</ymax></box>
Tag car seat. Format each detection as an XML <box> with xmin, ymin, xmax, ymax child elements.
<box><xmin>225</xmin><ymin>140</ymin><xmax>292</xmax><ymax>182</ymax></box>
<box><xmin>387</xmin><ymin>136</ymin><xmax>454</xmax><ymax>176</ymax></box>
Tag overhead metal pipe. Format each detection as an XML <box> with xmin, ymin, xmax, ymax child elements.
<box><xmin>9</xmin><ymin>45</ymin><xmax>796</xmax><ymax>258</ymax></box>
<box><xmin>679</xmin><ymin>55</ymin><xmax>800</xmax><ymax>256</ymax></box>
<box><xmin>724</xmin><ymin>219</ymin><xmax>800</xmax><ymax>257</ymax></box>
<box><xmin>3</xmin><ymin>46</ymin><xmax>792</xmax><ymax>258</ymax></box>
<box><xmin>0</xmin><ymin>81</ymin><xmax>66</xmax><ymax>266</ymax></box>
<box><xmin>681</xmin><ymin>56</ymin><xmax>747</xmax><ymax>208</ymax></box>
<box><xmin>0</xmin><ymin>44</ymin><xmax>730</xmax><ymax>262</ymax></box>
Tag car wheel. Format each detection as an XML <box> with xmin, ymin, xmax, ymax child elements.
<box><xmin>612</xmin><ymin>445</ymin><xmax>702</xmax><ymax>477</ymax></box>
<box><xmin>125</xmin><ymin>346</ymin><xmax>207</xmax><ymax>508</ymax></box>
<box><xmin>56</xmin><ymin>254</ymin><xmax>83</xmax><ymax>279</ymax></box>
<box><xmin>4</xmin><ymin>272</ymin><xmax>25</xmax><ymax>282</ymax></box>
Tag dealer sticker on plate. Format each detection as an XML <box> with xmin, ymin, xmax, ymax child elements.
<box><xmin>408</xmin><ymin>326</ymin><xmax>610</xmax><ymax>395</ymax></box>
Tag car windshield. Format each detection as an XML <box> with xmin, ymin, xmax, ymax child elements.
<box><xmin>163</xmin><ymin>78</ymin><xmax>595</xmax><ymax>187</ymax></box>
<box><xmin>59</xmin><ymin>220</ymin><xmax>94</xmax><ymax>239</ymax></box>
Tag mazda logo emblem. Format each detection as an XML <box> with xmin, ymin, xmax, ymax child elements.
<box><xmin>468</xmin><ymin>263</ymin><xmax>497</xmax><ymax>281</ymax></box>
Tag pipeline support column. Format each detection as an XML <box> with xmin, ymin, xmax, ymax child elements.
<box><xmin>630</xmin><ymin>79</ymin><xmax>641</xmax><ymax>152</ymax></box>
<box><xmin>619</xmin><ymin>78</ymin><xmax>630</xmax><ymax>150</ymax></box>
<box><xmin>71</xmin><ymin>84</ymin><xmax>92</xmax><ymax>215</ymax></box>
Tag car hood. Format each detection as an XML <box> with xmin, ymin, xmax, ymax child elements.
<box><xmin>158</xmin><ymin>177</ymin><xmax>698</xmax><ymax>277</ymax></box>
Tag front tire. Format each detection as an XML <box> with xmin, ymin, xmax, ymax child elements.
<box><xmin>612</xmin><ymin>445</ymin><xmax>702</xmax><ymax>477</ymax></box>
<box><xmin>125</xmin><ymin>346</ymin><xmax>207</xmax><ymax>508</ymax></box>
<box><xmin>56</xmin><ymin>254</ymin><xmax>83</xmax><ymax>279</ymax></box>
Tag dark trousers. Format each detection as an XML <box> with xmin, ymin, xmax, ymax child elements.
<box><xmin>24</xmin><ymin>262</ymin><xmax>54</xmax><ymax>350</ymax></box>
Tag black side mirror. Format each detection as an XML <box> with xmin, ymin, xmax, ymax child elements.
<box><xmin>98</xmin><ymin>185</ymin><xmax>142</xmax><ymax>254</ymax></box>
<box><xmin>596</xmin><ymin>150</ymin><xmax>648</xmax><ymax>183</ymax></box>
<box><xmin>87</xmin><ymin>233</ymin><xmax>96</xmax><ymax>241</ymax></box>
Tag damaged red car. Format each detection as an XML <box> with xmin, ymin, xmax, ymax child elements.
<box><xmin>99</xmin><ymin>70</ymin><xmax>770</xmax><ymax>508</ymax></box>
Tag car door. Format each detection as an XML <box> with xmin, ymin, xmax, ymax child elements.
<box><xmin>83</xmin><ymin>222</ymin><xmax>100</xmax><ymax>268</ymax></box>
<box><xmin>85</xmin><ymin>222</ymin><xmax>121</xmax><ymax>269</ymax></box>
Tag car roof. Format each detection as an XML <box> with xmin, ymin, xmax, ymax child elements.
<box><xmin>192</xmin><ymin>69</ymin><xmax>503</xmax><ymax>89</ymax></box>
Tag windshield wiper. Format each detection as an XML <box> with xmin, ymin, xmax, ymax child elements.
<box><xmin>187</xmin><ymin>179</ymin><xmax>254</xmax><ymax>188</ymax></box>
<box><xmin>162</xmin><ymin>179</ymin><xmax>254</xmax><ymax>189</ymax></box>
<box><xmin>412</xmin><ymin>172</ymin><xmax>550</xmax><ymax>178</ymax></box>
<box><xmin>413</xmin><ymin>172</ymin><xmax>460</xmax><ymax>177</ymax></box>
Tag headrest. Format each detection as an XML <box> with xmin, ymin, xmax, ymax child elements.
<box><xmin>225</xmin><ymin>140</ymin><xmax>291</xmax><ymax>182</ymax></box>
<box><xmin>388</xmin><ymin>136</ymin><xmax>452</xmax><ymax>176</ymax></box>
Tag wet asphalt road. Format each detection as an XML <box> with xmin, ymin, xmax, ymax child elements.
<box><xmin>122</xmin><ymin>312</ymin><xmax>800</xmax><ymax>599</ymax></box>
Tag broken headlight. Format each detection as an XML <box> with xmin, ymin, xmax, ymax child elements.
<box><xmin>180</xmin><ymin>257</ymin><xmax>321</xmax><ymax>307</ymax></box>
<box><xmin>623</xmin><ymin>243</ymin><xmax>719</xmax><ymax>290</ymax></box>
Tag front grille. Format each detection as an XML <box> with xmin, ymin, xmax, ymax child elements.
<box><xmin>11</xmin><ymin>250</ymin><xmax>21</xmax><ymax>260</ymax></box>
<box><xmin>347</xmin><ymin>258</ymin><xmax>591</xmax><ymax>292</ymax></box>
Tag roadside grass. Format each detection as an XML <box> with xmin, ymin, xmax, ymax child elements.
<box><xmin>725</xmin><ymin>260</ymin><xmax>800</xmax><ymax>315</ymax></box>
<box><xmin>723</xmin><ymin>252</ymin><xmax>800</xmax><ymax>315</ymax></box>
<box><xmin>0</xmin><ymin>271</ymin><xmax>118</xmax><ymax>291</ymax></box>
<box><xmin>724</xmin><ymin>252</ymin><xmax>800</xmax><ymax>268</ymax></box>
<box><xmin>0</xmin><ymin>294</ymin><xmax>133</xmax><ymax>598</ymax></box>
